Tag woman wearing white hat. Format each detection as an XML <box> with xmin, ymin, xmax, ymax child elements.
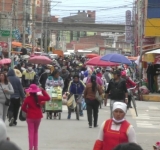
<box><xmin>93</xmin><ymin>102</ymin><xmax>136</xmax><ymax>150</ymax></box>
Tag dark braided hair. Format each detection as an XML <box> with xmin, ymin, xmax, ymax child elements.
<box><xmin>30</xmin><ymin>93</ymin><xmax>40</xmax><ymax>107</ymax></box>
<box><xmin>91</xmin><ymin>75</ymin><xmax>97</xmax><ymax>92</ymax></box>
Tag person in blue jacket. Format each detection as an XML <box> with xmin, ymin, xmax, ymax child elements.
<box><xmin>68</xmin><ymin>74</ymin><xmax>85</xmax><ymax>119</ymax></box>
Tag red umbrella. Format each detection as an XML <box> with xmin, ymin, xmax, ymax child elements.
<box><xmin>86</xmin><ymin>53</ymin><xmax>99</xmax><ymax>58</ymax></box>
<box><xmin>28</xmin><ymin>56</ymin><xmax>52</xmax><ymax>64</ymax></box>
<box><xmin>0</xmin><ymin>58</ymin><xmax>11</xmax><ymax>65</ymax></box>
<box><xmin>85</xmin><ymin>56</ymin><xmax>119</xmax><ymax>67</ymax></box>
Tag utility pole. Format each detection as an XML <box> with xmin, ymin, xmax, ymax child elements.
<box><xmin>131</xmin><ymin>0</ymin><xmax>136</xmax><ymax>56</ymax></box>
<box><xmin>15</xmin><ymin>0</ymin><xmax>18</xmax><ymax>29</ymax></box>
<box><xmin>139</xmin><ymin>0</ymin><xmax>144</xmax><ymax>79</ymax></box>
<box><xmin>32</xmin><ymin>0</ymin><xmax>36</xmax><ymax>53</ymax></box>
<box><xmin>23</xmin><ymin>0</ymin><xmax>26</xmax><ymax>47</ymax></box>
<box><xmin>40</xmin><ymin>0</ymin><xmax>44</xmax><ymax>51</ymax></box>
<box><xmin>8</xmin><ymin>4</ymin><xmax>13</xmax><ymax>59</ymax></box>
<box><xmin>44</xmin><ymin>23</ymin><xmax>48</xmax><ymax>53</ymax></box>
<box><xmin>2</xmin><ymin>0</ymin><xmax>4</xmax><ymax>11</ymax></box>
<box><xmin>44</xmin><ymin>2</ymin><xmax>48</xmax><ymax>53</ymax></box>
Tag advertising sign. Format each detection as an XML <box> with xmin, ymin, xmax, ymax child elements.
<box><xmin>125</xmin><ymin>10</ymin><xmax>132</xmax><ymax>43</ymax></box>
<box><xmin>143</xmin><ymin>37</ymin><xmax>155</xmax><ymax>45</ymax></box>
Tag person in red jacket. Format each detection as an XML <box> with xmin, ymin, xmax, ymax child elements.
<box><xmin>121</xmin><ymin>71</ymin><xmax>136</xmax><ymax>108</ymax></box>
<box><xmin>21</xmin><ymin>84</ymin><xmax>50</xmax><ymax>150</ymax></box>
<box><xmin>93</xmin><ymin>102</ymin><xmax>136</xmax><ymax>150</ymax></box>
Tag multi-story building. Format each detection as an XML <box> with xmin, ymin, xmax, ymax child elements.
<box><xmin>0</xmin><ymin>0</ymin><xmax>24</xmax><ymax>39</ymax></box>
<box><xmin>57</xmin><ymin>10</ymin><xmax>96</xmax><ymax>50</ymax></box>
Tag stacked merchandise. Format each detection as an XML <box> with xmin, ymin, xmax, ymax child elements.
<box><xmin>45</xmin><ymin>87</ymin><xmax>62</xmax><ymax>111</ymax></box>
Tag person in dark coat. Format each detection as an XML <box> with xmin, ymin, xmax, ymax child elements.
<box><xmin>7</xmin><ymin>69</ymin><xmax>25</xmax><ymax>126</ymax></box>
<box><xmin>39</xmin><ymin>66</ymin><xmax>51</xmax><ymax>90</ymax></box>
<box><xmin>60</xmin><ymin>66</ymin><xmax>70</xmax><ymax>93</ymax></box>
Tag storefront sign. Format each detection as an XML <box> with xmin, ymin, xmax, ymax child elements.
<box><xmin>143</xmin><ymin>37</ymin><xmax>155</xmax><ymax>45</ymax></box>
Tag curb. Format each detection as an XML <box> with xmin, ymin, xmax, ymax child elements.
<box><xmin>142</xmin><ymin>94</ymin><xmax>160</xmax><ymax>102</ymax></box>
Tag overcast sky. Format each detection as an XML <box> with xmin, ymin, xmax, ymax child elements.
<box><xmin>51</xmin><ymin>0</ymin><xmax>134</xmax><ymax>24</ymax></box>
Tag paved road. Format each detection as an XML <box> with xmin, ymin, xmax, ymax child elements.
<box><xmin>6</xmin><ymin>101</ymin><xmax>160</xmax><ymax>150</ymax></box>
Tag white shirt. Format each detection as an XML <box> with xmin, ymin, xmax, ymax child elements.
<box><xmin>97</xmin><ymin>120</ymin><xmax>137</xmax><ymax>143</ymax></box>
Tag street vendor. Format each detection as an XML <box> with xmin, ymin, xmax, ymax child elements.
<box><xmin>45</xmin><ymin>69</ymin><xmax>64</xmax><ymax>119</ymax></box>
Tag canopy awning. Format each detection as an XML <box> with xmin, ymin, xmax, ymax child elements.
<box><xmin>146</xmin><ymin>49</ymin><xmax>160</xmax><ymax>54</ymax></box>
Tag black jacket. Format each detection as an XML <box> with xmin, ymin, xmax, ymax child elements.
<box><xmin>106</xmin><ymin>78</ymin><xmax>127</xmax><ymax>100</ymax></box>
<box><xmin>39</xmin><ymin>72</ymin><xmax>51</xmax><ymax>90</ymax></box>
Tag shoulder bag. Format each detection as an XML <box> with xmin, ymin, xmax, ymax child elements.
<box><xmin>96</xmin><ymin>87</ymin><xmax>103</xmax><ymax>103</ymax></box>
<box><xmin>0</xmin><ymin>84</ymin><xmax>10</xmax><ymax>106</ymax></box>
<box><xmin>19</xmin><ymin>109</ymin><xmax>26</xmax><ymax>121</ymax></box>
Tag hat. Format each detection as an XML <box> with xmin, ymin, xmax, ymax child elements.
<box><xmin>113</xmin><ymin>102</ymin><xmax>127</xmax><ymax>113</ymax></box>
<box><xmin>113</xmin><ymin>70</ymin><xmax>121</xmax><ymax>76</ymax></box>
<box><xmin>0</xmin><ymin>119</ymin><xmax>7</xmax><ymax>142</ymax></box>
<box><xmin>106</xmin><ymin>67</ymin><xmax>112</xmax><ymax>71</ymax></box>
<box><xmin>25</xmin><ymin>84</ymin><xmax>41</xmax><ymax>93</ymax></box>
<box><xmin>96</xmin><ymin>68</ymin><xmax>100</xmax><ymax>72</ymax></box>
<box><xmin>14</xmin><ymin>69</ymin><xmax>22</xmax><ymax>78</ymax></box>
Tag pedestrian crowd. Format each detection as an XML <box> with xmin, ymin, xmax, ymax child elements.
<box><xmin>0</xmin><ymin>54</ymin><xmax>155</xmax><ymax>150</ymax></box>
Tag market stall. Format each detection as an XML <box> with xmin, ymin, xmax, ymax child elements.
<box><xmin>46</xmin><ymin>87</ymin><xmax>62</xmax><ymax>120</ymax></box>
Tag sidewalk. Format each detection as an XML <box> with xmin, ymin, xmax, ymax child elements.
<box><xmin>142</xmin><ymin>93</ymin><xmax>160</xmax><ymax>102</ymax></box>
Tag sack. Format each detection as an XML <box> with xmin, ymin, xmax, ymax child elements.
<box><xmin>62</xmin><ymin>98</ymin><xmax>67</xmax><ymax>105</ymax></box>
<box><xmin>67</xmin><ymin>94</ymin><xmax>75</xmax><ymax>107</ymax></box>
<box><xmin>96</xmin><ymin>91</ymin><xmax>102</xmax><ymax>102</ymax></box>
<box><xmin>4</xmin><ymin>98</ymin><xmax>10</xmax><ymax>106</ymax></box>
<box><xmin>76</xmin><ymin>95</ymin><xmax>83</xmax><ymax>104</ymax></box>
<box><xmin>19</xmin><ymin>109</ymin><xmax>26</xmax><ymax>121</ymax></box>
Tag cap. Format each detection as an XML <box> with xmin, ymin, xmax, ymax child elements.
<box><xmin>106</xmin><ymin>67</ymin><xmax>112</xmax><ymax>71</ymax></box>
<box><xmin>113</xmin><ymin>70</ymin><xmax>121</xmax><ymax>76</ymax></box>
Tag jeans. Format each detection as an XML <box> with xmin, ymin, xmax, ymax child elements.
<box><xmin>27</xmin><ymin>119</ymin><xmax>41</xmax><ymax>150</ymax></box>
<box><xmin>86</xmin><ymin>99</ymin><xmax>99</xmax><ymax>126</ymax></box>
<box><xmin>8</xmin><ymin>98</ymin><xmax>21</xmax><ymax>122</ymax></box>
<box><xmin>0</xmin><ymin>103</ymin><xmax>8</xmax><ymax>122</ymax></box>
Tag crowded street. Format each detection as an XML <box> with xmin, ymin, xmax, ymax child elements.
<box><xmin>7</xmin><ymin>101</ymin><xmax>160</xmax><ymax>150</ymax></box>
<box><xmin>1</xmin><ymin>0</ymin><xmax>160</xmax><ymax>150</ymax></box>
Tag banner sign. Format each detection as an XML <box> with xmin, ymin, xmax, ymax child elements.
<box><xmin>125</xmin><ymin>10</ymin><xmax>132</xmax><ymax>43</ymax></box>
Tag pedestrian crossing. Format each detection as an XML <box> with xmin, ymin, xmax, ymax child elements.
<box><xmin>130</xmin><ymin>106</ymin><xmax>160</xmax><ymax>129</ymax></box>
